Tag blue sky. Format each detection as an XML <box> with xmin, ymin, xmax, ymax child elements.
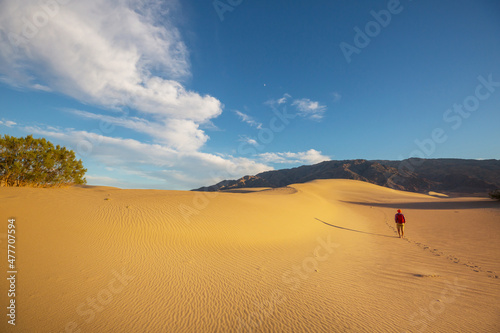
<box><xmin>1</xmin><ymin>0</ymin><xmax>499</xmax><ymax>190</ymax></box>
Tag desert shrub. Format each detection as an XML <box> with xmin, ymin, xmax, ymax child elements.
<box><xmin>489</xmin><ymin>189</ymin><xmax>500</xmax><ymax>201</ymax></box>
<box><xmin>0</xmin><ymin>135</ymin><xmax>86</xmax><ymax>187</ymax></box>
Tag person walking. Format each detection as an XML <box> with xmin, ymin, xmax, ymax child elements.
<box><xmin>395</xmin><ymin>209</ymin><xmax>406</xmax><ymax>238</ymax></box>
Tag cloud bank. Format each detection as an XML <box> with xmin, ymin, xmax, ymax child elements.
<box><xmin>21</xmin><ymin>124</ymin><xmax>271</xmax><ymax>189</ymax></box>
<box><xmin>0</xmin><ymin>1</ymin><xmax>331</xmax><ymax>189</ymax></box>
<box><xmin>259</xmin><ymin>149</ymin><xmax>330</xmax><ymax>165</ymax></box>
<box><xmin>0</xmin><ymin>0</ymin><xmax>221</xmax><ymax>151</ymax></box>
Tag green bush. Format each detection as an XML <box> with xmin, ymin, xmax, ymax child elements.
<box><xmin>0</xmin><ymin>135</ymin><xmax>87</xmax><ymax>187</ymax></box>
<box><xmin>489</xmin><ymin>189</ymin><xmax>500</xmax><ymax>201</ymax></box>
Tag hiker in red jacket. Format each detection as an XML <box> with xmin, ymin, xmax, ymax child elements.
<box><xmin>395</xmin><ymin>209</ymin><xmax>406</xmax><ymax>238</ymax></box>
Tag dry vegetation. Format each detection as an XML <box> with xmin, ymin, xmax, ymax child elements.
<box><xmin>0</xmin><ymin>135</ymin><xmax>86</xmax><ymax>187</ymax></box>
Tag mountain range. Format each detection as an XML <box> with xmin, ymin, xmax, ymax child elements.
<box><xmin>194</xmin><ymin>158</ymin><xmax>500</xmax><ymax>196</ymax></box>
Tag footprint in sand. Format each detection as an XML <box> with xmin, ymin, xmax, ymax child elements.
<box><xmin>383</xmin><ymin>214</ymin><xmax>498</xmax><ymax>279</ymax></box>
<box><xmin>414</xmin><ymin>273</ymin><xmax>441</xmax><ymax>278</ymax></box>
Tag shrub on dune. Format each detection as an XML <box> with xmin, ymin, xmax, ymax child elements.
<box><xmin>0</xmin><ymin>134</ymin><xmax>87</xmax><ymax>187</ymax></box>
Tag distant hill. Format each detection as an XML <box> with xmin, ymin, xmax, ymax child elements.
<box><xmin>193</xmin><ymin>158</ymin><xmax>500</xmax><ymax>196</ymax></box>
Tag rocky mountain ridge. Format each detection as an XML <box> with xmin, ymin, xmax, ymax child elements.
<box><xmin>194</xmin><ymin>158</ymin><xmax>500</xmax><ymax>196</ymax></box>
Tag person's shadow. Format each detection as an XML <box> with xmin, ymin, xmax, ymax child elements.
<box><xmin>315</xmin><ymin>218</ymin><xmax>398</xmax><ymax>238</ymax></box>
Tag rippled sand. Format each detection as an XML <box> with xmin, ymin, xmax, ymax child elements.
<box><xmin>1</xmin><ymin>179</ymin><xmax>499</xmax><ymax>332</ymax></box>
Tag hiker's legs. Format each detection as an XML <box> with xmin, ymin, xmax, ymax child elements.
<box><xmin>396</xmin><ymin>224</ymin><xmax>401</xmax><ymax>237</ymax></box>
<box><xmin>401</xmin><ymin>224</ymin><xmax>405</xmax><ymax>238</ymax></box>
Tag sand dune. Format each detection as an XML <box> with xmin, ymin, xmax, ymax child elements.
<box><xmin>1</xmin><ymin>179</ymin><xmax>499</xmax><ymax>332</ymax></box>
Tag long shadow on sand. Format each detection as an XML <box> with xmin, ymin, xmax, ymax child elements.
<box><xmin>315</xmin><ymin>218</ymin><xmax>397</xmax><ymax>238</ymax></box>
<box><xmin>341</xmin><ymin>200</ymin><xmax>499</xmax><ymax>210</ymax></box>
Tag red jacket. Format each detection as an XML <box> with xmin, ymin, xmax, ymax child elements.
<box><xmin>395</xmin><ymin>213</ymin><xmax>406</xmax><ymax>224</ymax></box>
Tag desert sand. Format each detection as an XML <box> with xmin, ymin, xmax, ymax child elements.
<box><xmin>1</xmin><ymin>179</ymin><xmax>499</xmax><ymax>332</ymax></box>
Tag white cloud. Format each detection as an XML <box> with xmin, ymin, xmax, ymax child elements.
<box><xmin>259</xmin><ymin>149</ymin><xmax>330</xmax><ymax>165</ymax></box>
<box><xmin>0</xmin><ymin>0</ymin><xmax>222</xmax><ymax>147</ymax></box>
<box><xmin>238</xmin><ymin>135</ymin><xmax>258</xmax><ymax>146</ymax></box>
<box><xmin>234</xmin><ymin>110</ymin><xmax>262</xmax><ymax>129</ymax></box>
<box><xmin>69</xmin><ymin>109</ymin><xmax>208</xmax><ymax>151</ymax></box>
<box><xmin>32</xmin><ymin>84</ymin><xmax>52</xmax><ymax>92</ymax></box>
<box><xmin>85</xmin><ymin>175</ymin><xmax>122</xmax><ymax>185</ymax></box>
<box><xmin>265</xmin><ymin>94</ymin><xmax>326</xmax><ymax>121</ymax></box>
<box><xmin>332</xmin><ymin>91</ymin><xmax>342</xmax><ymax>102</ymax></box>
<box><xmin>277</xmin><ymin>93</ymin><xmax>291</xmax><ymax>105</ymax></box>
<box><xmin>0</xmin><ymin>120</ymin><xmax>17</xmax><ymax>127</ymax></box>
<box><xmin>292</xmin><ymin>98</ymin><xmax>327</xmax><ymax>120</ymax></box>
<box><xmin>23</xmin><ymin>124</ymin><xmax>272</xmax><ymax>189</ymax></box>
<box><xmin>266</xmin><ymin>93</ymin><xmax>291</xmax><ymax>106</ymax></box>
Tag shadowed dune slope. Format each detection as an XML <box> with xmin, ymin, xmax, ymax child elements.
<box><xmin>1</xmin><ymin>179</ymin><xmax>499</xmax><ymax>332</ymax></box>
